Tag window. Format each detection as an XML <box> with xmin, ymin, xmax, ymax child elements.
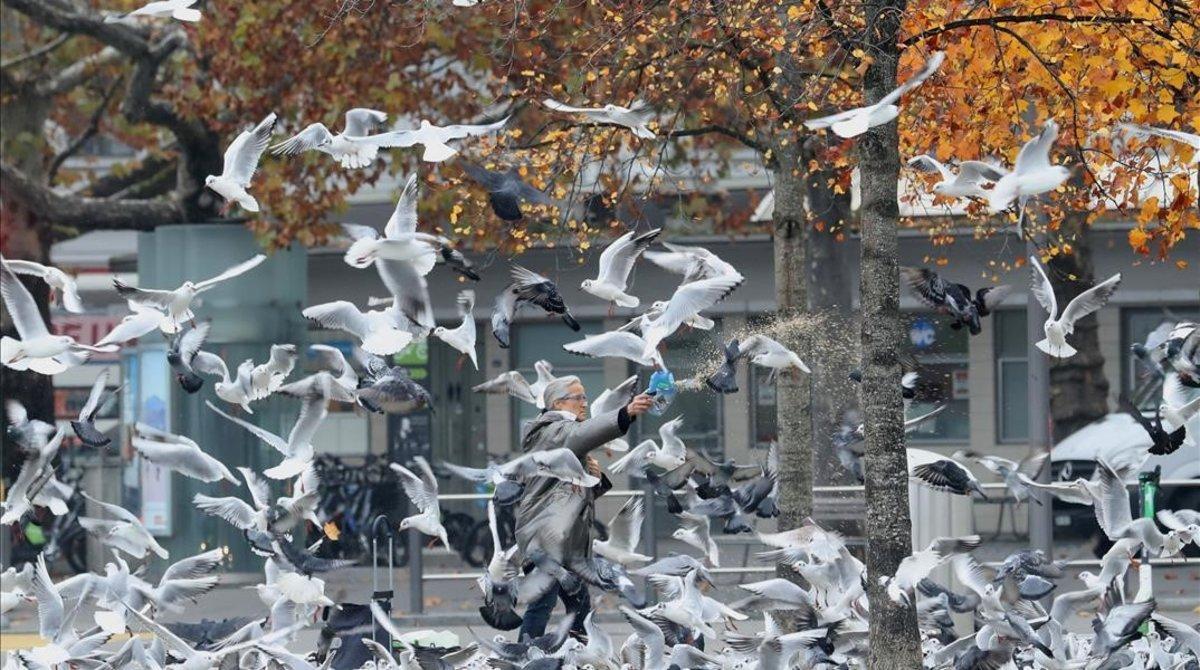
<box><xmin>994</xmin><ymin>310</ymin><xmax>1028</xmax><ymax>442</ymax></box>
<box><xmin>512</xmin><ymin>320</ymin><xmax>608</xmax><ymax>446</ymax></box>
<box><xmin>634</xmin><ymin>322</ymin><xmax>724</xmax><ymax>458</ymax></box>
<box><xmin>1121</xmin><ymin>307</ymin><xmax>1200</xmax><ymax>406</ymax></box>
<box><xmin>751</xmin><ymin>365</ymin><xmax>777</xmax><ymax>450</ymax></box>
<box><xmin>903</xmin><ymin>313</ymin><xmax>969</xmax><ymax>442</ymax></box>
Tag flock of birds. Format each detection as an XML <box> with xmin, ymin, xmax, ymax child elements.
<box><xmin>3</xmin><ymin>4</ymin><xmax>1200</xmax><ymax>670</ymax></box>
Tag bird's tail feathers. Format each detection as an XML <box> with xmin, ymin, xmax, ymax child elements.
<box><xmin>361</xmin><ymin>329</ymin><xmax>413</xmax><ymax>356</ymax></box>
<box><xmin>1035</xmin><ymin>338</ymin><xmax>1075</xmax><ymax>359</ymax></box>
<box><xmin>1</xmin><ymin>337</ymin><xmax>23</xmax><ymax>365</ymax></box>
<box><xmin>265</xmin><ymin>457</ymin><xmax>310</xmax><ymax>481</ymax></box>
<box><xmin>343</xmin><ymin>239</ymin><xmax>377</xmax><ymax>269</ymax></box>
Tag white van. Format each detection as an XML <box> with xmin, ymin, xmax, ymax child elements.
<box><xmin>1050</xmin><ymin>413</ymin><xmax>1200</xmax><ymax>542</ymax></box>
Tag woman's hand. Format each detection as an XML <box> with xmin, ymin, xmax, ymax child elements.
<box><xmin>625</xmin><ymin>393</ymin><xmax>655</xmax><ymax>417</ymax></box>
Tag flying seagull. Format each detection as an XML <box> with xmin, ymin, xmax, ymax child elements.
<box><xmin>78</xmin><ymin>492</ymin><xmax>169</xmax><ymax>560</ymax></box>
<box><xmin>3</xmin><ymin>259</ymin><xmax>84</xmax><ymax>313</ymax></box>
<box><xmin>563</xmin><ymin>331</ymin><xmax>663</xmax><ymax>368</ymax></box>
<box><xmin>472</xmin><ymin>370</ymin><xmax>537</xmax><ymax>406</ymax></box>
<box><xmin>580</xmin><ymin>228</ymin><xmax>662</xmax><ymax>307</ymax></box>
<box><xmin>736</xmin><ymin>334</ymin><xmax>810</xmax><ymax>378</ymax></box>
<box><xmin>105</xmin><ymin>0</ymin><xmax>201</xmax><ymax>22</ymax></box>
<box><xmin>1029</xmin><ymin>254</ymin><xmax>1122</xmax><ymax>359</ymax></box>
<box><xmin>988</xmin><ymin>120</ymin><xmax>1072</xmax><ymax>221</ymax></box>
<box><xmin>270</xmin><ymin>108</ymin><xmax>389</xmax><ymax>169</ymax></box>
<box><xmin>640</xmin><ymin>274</ymin><xmax>743</xmax><ymax>358</ymax></box>
<box><xmin>94</xmin><ymin>302</ymin><xmax>163</xmax><ymax>348</ymax></box>
<box><xmin>1119</xmin><ymin>122</ymin><xmax>1200</xmax><ymax>164</ymax></box>
<box><xmin>643</xmin><ymin>241</ymin><xmax>741</xmax><ymax>287</ymax></box>
<box><xmin>131</xmin><ymin>422</ymin><xmax>238</xmax><ymax>484</ymax></box>
<box><xmin>113</xmin><ymin>253</ymin><xmax>267</xmax><ymax>333</ymax></box>
<box><xmin>391</xmin><ymin>456</ymin><xmax>450</xmax><ymax>549</ymax></box>
<box><xmin>204</xmin><ymin>112</ymin><xmax>276</xmax><ymax>213</ymax></box>
<box><xmin>804</xmin><ymin>51</ymin><xmax>945</xmax><ymax>138</ymax></box>
<box><xmin>906</xmin><ymin>155</ymin><xmax>1009</xmax><ymax>200</ymax></box>
<box><xmin>1</xmin><ymin>260</ymin><xmax>116</xmax><ymax>375</ymax></box>
<box><xmin>373</xmin><ymin>116</ymin><xmax>509</xmax><ymax>162</ymax></box>
<box><xmin>433</xmin><ymin>290</ymin><xmax>478</xmax><ymax>370</ymax></box>
<box><xmin>542</xmin><ymin>98</ymin><xmax>657</xmax><ymax>139</ymax></box>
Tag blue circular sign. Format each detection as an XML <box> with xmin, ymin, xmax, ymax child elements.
<box><xmin>910</xmin><ymin>318</ymin><xmax>937</xmax><ymax>349</ymax></box>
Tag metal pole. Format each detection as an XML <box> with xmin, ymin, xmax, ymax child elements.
<box><xmin>642</xmin><ymin>479</ymin><xmax>657</xmax><ymax>560</ymax></box>
<box><xmin>407</xmin><ymin>528</ymin><xmax>423</xmax><ymax>614</ymax></box>
<box><xmin>1026</xmin><ymin>241</ymin><xmax>1053</xmax><ymax>556</ymax></box>
<box><xmin>1136</xmin><ymin>466</ymin><xmax>1160</xmax><ymax>626</ymax></box>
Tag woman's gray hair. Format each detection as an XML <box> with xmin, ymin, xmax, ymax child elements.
<box><xmin>542</xmin><ymin>375</ymin><xmax>583</xmax><ymax>408</ymax></box>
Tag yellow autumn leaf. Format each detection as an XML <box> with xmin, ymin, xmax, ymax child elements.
<box><xmin>1155</xmin><ymin>106</ymin><xmax>1180</xmax><ymax>124</ymax></box>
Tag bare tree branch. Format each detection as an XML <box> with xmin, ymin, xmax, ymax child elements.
<box><xmin>85</xmin><ymin>153</ymin><xmax>177</xmax><ymax>198</ymax></box>
<box><xmin>1</xmin><ymin>160</ymin><xmax>182</xmax><ymax>229</ymax></box>
<box><xmin>902</xmin><ymin>13</ymin><xmax>1197</xmax><ymax>53</ymax></box>
<box><xmin>1</xmin><ymin>0</ymin><xmax>152</xmax><ymax>57</ymax></box>
<box><xmin>0</xmin><ymin>33</ymin><xmax>72</xmax><ymax>70</ymax></box>
<box><xmin>35</xmin><ymin>46</ymin><xmax>122</xmax><ymax>97</ymax></box>
<box><xmin>47</xmin><ymin>76</ymin><xmax>124</xmax><ymax>183</ymax></box>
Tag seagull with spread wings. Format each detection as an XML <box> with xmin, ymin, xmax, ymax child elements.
<box><xmin>907</xmin><ymin>155</ymin><xmax>1009</xmax><ymax>200</ymax></box>
<box><xmin>105</xmin><ymin>0</ymin><xmax>201</xmax><ymax>22</ymax></box>
<box><xmin>433</xmin><ymin>289</ymin><xmax>479</xmax><ymax>370</ymax></box>
<box><xmin>1</xmin><ymin>260</ymin><xmax>116</xmax><ymax>375</ymax></box>
<box><xmin>804</xmin><ymin>52</ymin><xmax>944</xmax><ymax>138</ymax></box>
<box><xmin>206</xmin><ymin>386</ymin><xmax>328</xmax><ymax>480</ymax></box>
<box><xmin>270</xmin><ymin>108</ymin><xmax>389</xmax><ymax>168</ymax></box>
<box><xmin>392</xmin><ymin>456</ymin><xmax>451</xmax><ymax>549</ymax></box>
<box><xmin>542</xmin><ymin>98</ymin><xmax>657</xmax><ymax>138</ymax></box>
<box><xmin>581</xmin><ymin>228</ymin><xmax>662</xmax><ymax>307</ymax></box>
<box><xmin>204</xmin><ymin>112</ymin><xmax>276</xmax><ymax>213</ymax></box>
<box><xmin>592</xmin><ymin>497</ymin><xmax>653</xmax><ymax>567</ymax></box>
<box><xmin>988</xmin><ymin>120</ymin><xmax>1072</xmax><ymax>221</ymax></box>
<box><xmin>736</xmin><ymin>334</ymin><xmax>810</xmax><ymax>378</ymax></box>
<box><xmin>640</xmin><ymin>274</ymin><xmax>743</xmax><ymax>358</ymax></box>
<box><xmin>373</xmin><ymin>115</ymin><xmax>509</xmax><ymax>162</ymax></box>
<box><xmin>113</xmin><ymin>253</ymin><xmax>267</xmax><ymax>333</ymax></box>
<box><xmin>78</xmin><ymin>492</ymin><xmax>169</xmax><ymax>560</ymax></box>
<box><xmin>1119</xmin><ymin>122</ymin><xmax>1200</xmax><ymax>164</ymax></box>
<box><xmin>130</xmin><ymin>422</ymin><xmax>238</xmax><ymax>484</ymax></box>
<box><xmin>3</xmin><ymin>259</ymin><xmax>84</xmax><ymax>313</ymax></box>
<box><xmin>563</xmin><ymin>331</ymin><xmax>663</xmax><ymax>368</ymax></box>
<box><xmin>1029</xmin><ymin>254</ymin><xmax>1122</xmax><ymax>359</ymax></box>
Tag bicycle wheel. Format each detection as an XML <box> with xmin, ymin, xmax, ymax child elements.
<box><xmin>63</xmin><ymin>528</ymin><xmax>88</xmax><ymax>574</ymax></box>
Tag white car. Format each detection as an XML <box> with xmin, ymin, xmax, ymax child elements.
<box><xmin>1050</xmin><ymin>412</ymin><xmax>1200</xmax><ymax>539</ymax></box>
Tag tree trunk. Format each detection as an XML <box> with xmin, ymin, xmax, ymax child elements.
<box><xmin>773</xmin><ymin>141</ymin><xmax>812</xmax><ymax>531</ymax></box>
<box><xmin>857</xmin><ymin>0</ymin><xmax>922</xmax><ymax>666</ymax></box>
<box><xmin>803</xmin><ymin>141</ymin><xmax>857</xmax><ymax>496</ymax></box>
<box><xmin>1</xmin><ymin>79</ymin><xmax>57</xmax><ymax>441</ymax></box>
<box><xmin>1047</xmin><ymin>211</ymin><xmax>1109</xmax><ymax>442</ymax></box>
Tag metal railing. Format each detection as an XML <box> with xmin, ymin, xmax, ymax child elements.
<box><xmin>399</xmin><ymin>478</ymin><xmax>1200</xmax><ymax>613</ymax></box>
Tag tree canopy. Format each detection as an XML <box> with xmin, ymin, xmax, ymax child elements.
<box><xmin>3</xmin><ymin>0</ymin><xmax>1195</xmax><ymax>259</ymax></box>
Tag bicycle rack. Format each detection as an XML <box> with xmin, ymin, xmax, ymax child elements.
<box><xmin>370</xmin><ymin>514</ymin><xmax>395</xmax><ymax>654</ymax></box>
